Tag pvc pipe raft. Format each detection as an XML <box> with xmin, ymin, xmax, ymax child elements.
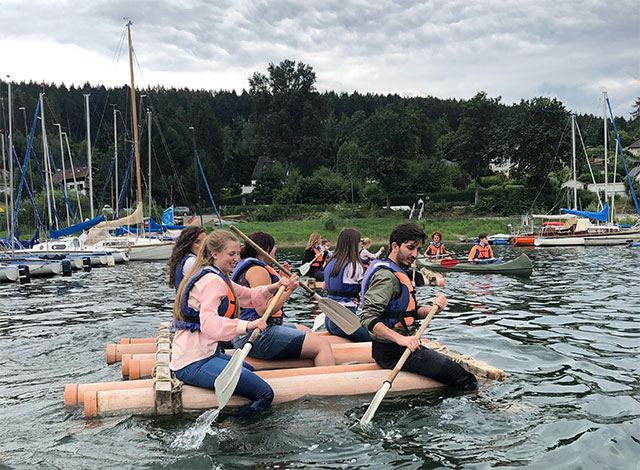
<box><xmin>109</xmin><ymin>332</ymin><xmax>353</xmax><ymax>362</ymax></box>
<box><xmin>65</xmin><ymin>363</ymin><xmax>382</xmax><ymax>406</ymax></box>
<box><xmin>82</xmin><ymin>368</ymin><xmax>445</xmax><ymax>418</ymax></box>
<box><xmin>122</xmin><ymin>341</ymin><xmax>379</xmax><ymax>379</ymax></box>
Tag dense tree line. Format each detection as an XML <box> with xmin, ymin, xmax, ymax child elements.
<box><xmin>1</xmin><ymin>60</ymin><xmax>639</xmax><ymax>231</ymax></box>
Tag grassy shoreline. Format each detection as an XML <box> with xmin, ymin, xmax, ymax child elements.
<box><xmin>231</xmin><ymin>216</ymin><xmax>509</xmax><ymax>247</ymax></box>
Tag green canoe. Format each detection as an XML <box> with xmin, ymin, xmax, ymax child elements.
<box><xmin>417</xmin><ymin>253</ymin><xmax>533</xmax><ymax>277</ymax></box>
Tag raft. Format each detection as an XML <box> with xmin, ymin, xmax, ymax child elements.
<box><xmin>418</xmin><ymin>253</ymin><xmax>533</xmax><ymax>277</ymax></box>
<box><xmin>66</xmin><ymin>323</ymin><xmax>506</xmax><ymax>419</ymax></box>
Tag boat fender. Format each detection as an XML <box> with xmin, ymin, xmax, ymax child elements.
<box><xmin>62</xmin><ymin>259</ymin><xmax>72</xmax><ymax>277</ymax></box>
<box><xmin>18</xmin><ymin>265</ymin><xmax>31</xmax><ymax>284</ymax></box>
<box><xmin>82</xmin><ymin>257</ymin><xmax>92</xmax><ymax>272</ymax></box>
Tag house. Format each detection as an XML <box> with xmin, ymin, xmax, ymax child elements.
<box><xmin>56</xmin><ymin>166</ymin><xmax>90</xmax><ymax>195</ymax></box>
<box><xmin>628</xmin><ymin>139</ymin><xmax>640</xmax><ymax>157</ymax></box>
<box><xmin>630</xmin><ymin>166</ymin><xmax>640</xmax><ymax>183</ymax></box>
<box><xmin>587</xmin><ymin>182</ymin><xmax>627</xmax><ymax>197</ymax></box>
<box><xmin>240</xmin><ymin>156</ymin><xmax>288</xmax><ymax>194</ymax></box>
<box><xmin>562</xmin><ymin>180</ymin><xmax>585</xmax><ymax>191</ymax></box>
<box><xmin>489</xmin><ymin>158</ymin><xmax>514</xmax><ymax>176</ymax></box>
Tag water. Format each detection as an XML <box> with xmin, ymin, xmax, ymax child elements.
<box><xmin>1</xmin><ymin>245</ymin><xmax>639</xmax><ymax>469</ymax></box>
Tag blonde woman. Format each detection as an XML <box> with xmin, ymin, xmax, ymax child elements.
<box><xmin>359</xmin><ymin>237</ymin><xmax>385</xmax><ymax>269</ymax></box>
<box><xmin>302</xmin><ymin>232</ymin><xmax>327</xmax><ymax>280</ymax></box>
<box><xmin>170</xmin><ymin>230</ymin><xmax>299</xmax><ymax>415</ymax></box>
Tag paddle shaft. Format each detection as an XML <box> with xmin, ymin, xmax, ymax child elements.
<box><xmin>247</xmin><ymin>286</ymin><xmax>286</xmax><ymax>342</ymax></box>
<box><xmin>230</xmin><ymin>225</ymin><xmax>315</xmax><ymax>295</ymax></box>
<box><xmin>385</xmin><ymin>304</ymin><xmax>439</xmax><ymax>384</ymax></box>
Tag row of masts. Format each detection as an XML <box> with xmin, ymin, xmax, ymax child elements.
<box><xmin>2</xmin><ymin>21</ymin><xmax>148</xmax><ymax>246</ymax></box>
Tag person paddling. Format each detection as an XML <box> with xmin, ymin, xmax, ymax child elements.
<box><xmin>468</xmin><ymin>233</ymin><xmax>502</xmax><ymax>264</ymax></box>
<box><xmin>169</xmin><ymin>230</ymin><xmax>299</xmax><ymax>415</ymax></box>
<box><xmin>167</xmin><ymin>226</ymin><xmax>206</xmax><ymax>290</ymax></box>
<box><xmin>324</xmin><ymin>228</ymin><xmax>372</xmax><ymax>342</ymax></box>
<box><xmin>231</xmin><ymin>232</ymin><xmax>336</xmax><ymax>366</ymax></box>
<box><xmin>360</xmin><ymin>223</ymin><xmax>477</xmax><ymax>391</ymax></box>
<box><xmin>424</xmin><ymin>231</ymin><xmax>455</xmax><ymax>259</ymax></box>
<box><xmin>359</xmin><ymin>237</ymin><xmax>385</xmax><ymax>269</ymax></box>
<box><xmin>302</xmin><ymin>232</ymin><xmax>327</xmax><ymax>281</ymax></box>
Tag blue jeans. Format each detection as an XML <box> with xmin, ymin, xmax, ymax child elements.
<box><xmin>324</xmin><ymin>306</ymin><xmax>371</xmax><ymax>342</ymax></box>
<box><xmin>174</xmin><ymin>348</ymin><xmax>274</xmax><ymax>414</ymax></box>
<box><xmin>231</xmin><ymin>323</ymin><xmax>306</xmax><ymax>360</ymax></box>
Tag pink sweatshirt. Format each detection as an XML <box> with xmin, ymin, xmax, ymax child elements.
<box><xmin>170</xmin><ymin>272</ymin><xmax>271</xmax><ymax>371</ymax></box>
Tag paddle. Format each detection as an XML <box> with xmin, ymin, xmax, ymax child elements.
<box><xmin>440</xmin><ymin>258</ymin><xmax>460</xmax><ymax>268</ymax></box>
<box><xmin>411</xmin><ymin>261</ymin><xmax>417</xmax><ymax>285</ymax></box>
<box><xmin>299</xmin><ymin>260</ymin><xmax>312</xmax><ymax>276</ymax></box>
<box><xmin>229</xmin><ymin>225</ymin><xmax>361</xmax><ymax>334</ymax></box>
<box><xmin>214</xmin><ymin>286</ymin><xmax>286</xmax><ymax>410</ymax></box>
<box><xmin>357</xmin><ymin>304</ymin><xmax>439</xmax><ymax>426</ymax></box>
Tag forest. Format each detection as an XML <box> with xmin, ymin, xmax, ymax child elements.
<box><xmin>2</xmin><ymin>59</ymin><xmax>639</xmax><ymax>232</ymax></box>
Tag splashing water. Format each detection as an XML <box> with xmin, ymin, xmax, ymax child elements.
<box><xmin>171</xmin><ymin>408</ymin><xmax>221</xmax><ymax>450</ymax></box>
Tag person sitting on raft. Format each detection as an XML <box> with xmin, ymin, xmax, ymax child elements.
<box><xmin>359</xmin><ymin>237</ymin><xmax>385</xmax><ymax>269</ymax></box>
<box><xmin>169</xmin><ymin>230</ymin><xmax>299</xmax><ymax>415</ymax></box>
<box><xmin>320</xmin><ymin>238</ymin><xmax>332</xmax><ymax>262</ymax></box>
<box><xmin>231</xmin><ymin>231</ymin><xmax>336</xmax><ymax>366</ymax></box>
<box><xmin>468</xmin><ymin>233</ymin><xmax>502</xmax><ymax>264</ymax></box>
<box><xmin>360</xmin><ymin>222</ymin><xmax>478</xmax><ymax>391</ymax></box>
<box><xmin>167</xmin><ymin>225</ymin><xmax>206</xmax><ymax>290</ymax></box>
<box><xmin>302</xmin><ymin>232</ymin><xmax>328</xmax><ymax>281</ymax></box>
<box><xmin>424</xmin><ymin>231</ymin><xmax>455</xmax><ymax>259</ymax></box>
<box><xmin>324</xmin><ymin>228</ymin><xmax>372</xmax><ymax>342</ymax></box>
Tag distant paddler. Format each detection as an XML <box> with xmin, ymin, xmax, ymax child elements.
<box><xmin>424</xmin><ymin>231</ymin><xmax>455</xmax><ymax>259</ymax></box>
<box><xmin>359</xmin><ymin>237</ymin><xmax>385</xmax><ymax>269</ymax></box>
<box><xmin>468</xmin><ymin>232</ymin><xmax>503</xmax><ymax>264</ymax></box>
<box><xmin>300</xmin><ymin>232</ymin><xmax>327</xmax><ymax>281</ymax></box>
<box><xmin>169</xmin><ymin>229</ymin><xmax>299</xmax><ymax>416</ymax></box>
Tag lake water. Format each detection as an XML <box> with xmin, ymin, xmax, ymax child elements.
<box><xmin>1</xmin><ymin>244</ymin><xmax>639</xmax><ymax>469</ymax></box>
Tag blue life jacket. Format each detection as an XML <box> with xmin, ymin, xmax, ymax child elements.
<box><xmin>361</xmin><ymin>260</ymin><xmax>417</xmax><ymax>331</ymax></box>
<box><xmin>174</xmin><ymin>266</ymin><xmax>236</xmax><ymax>332</ymax></box>
<box><xmin>324</xmin><ymin>258</ymin><xmax>361</xmax><ymax>304</ymax></box>
<box><xmin>231</xmin><ymin>258</ymin><xmax>284</xmax><ymax>323</ymax></box>
<box><xmin>174</xmin><ymin>254</ymin><xmax>195</xmax><ymax>290</ymax></box>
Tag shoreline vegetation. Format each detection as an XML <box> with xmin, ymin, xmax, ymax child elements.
<box><xmin>229</xmin><ymin>216</ymin><xmax>509</xmax><ymax>246</ymax></box>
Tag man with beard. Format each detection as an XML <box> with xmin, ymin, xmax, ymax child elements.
<box><xmin>360</xmin><ymin>223</ymin><xmax>477</xmax><ymax>391</ymax></box>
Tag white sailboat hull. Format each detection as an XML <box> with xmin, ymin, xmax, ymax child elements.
<box><xmin>128</xmin><ymin>241</ymin><xmax>175</xmax><ymax>261</ymax></box>
<box><xmin>0</xmin><ymin>265</ymin><xmax>20</xmax><ymax>282</ymax></box>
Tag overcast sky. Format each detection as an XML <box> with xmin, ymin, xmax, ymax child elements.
<box><xmin>2</xmin><ymin>0</ymin><xmax>639</xmax><ymax>116</ymax></box>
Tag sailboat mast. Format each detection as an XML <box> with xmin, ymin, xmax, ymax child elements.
<box><xmin>147</xmin><ymin>108</ymin><xmax>152</xmax><ymax>232</ymax></box>
<box><xmin>39</xmin><ymin>91</ymin><xmax>54</xmax><ymax>230</ymax></box>
<box><xmin>112</xmin><ymin>105</ymin><xmax>118</xmax><ymax>218</ymax></box>
<box><xmin>84</xmin><ymin>93</ymin><xmax>94</xmax><ymax>219</ymax></box>
<box><xmin>603</xmin><ymin>91</ymin><xmax>609</xmax><ymax>220</ymax></box>
<box><xmin>126</xmin><ymin>21</ymin><xmax>143</xmax><ymax>208</ymax></box>
<box><xmin>1</xmin><ymin>133</ymin><xmax>9</xmax><ymax>234</ymax></box>
<box><xmin>571</xmin><ymin>114</ymin><xmax>577</xmax><ymax>210</ymax></box>
<box><xmin>7</xmin><ymin>80</ymin><xmax>14</xmax><ymax>237</ymax></box>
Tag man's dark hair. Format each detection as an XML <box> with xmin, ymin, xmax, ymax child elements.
<box><xmin>478</xmin><ymin>232</ymin><xmax>488</xmax><ymax>240</ymax></box>
<box><xmin>390</xmin><ymin>222</ymin><xmax>426</xmax><ymax>248</ymax></box>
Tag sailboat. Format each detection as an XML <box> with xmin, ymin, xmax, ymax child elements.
<box><xmin>83</xmin><ymin>21</ymin><xmax>175</xmax><ymax>261</ymax></box>
<box><xmin>534</xmin><ymin>95</ymin><xmax>640</xmax><ymax>247</ymax></box>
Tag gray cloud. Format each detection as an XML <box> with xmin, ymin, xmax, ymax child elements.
<box><xmin>2</xmin><ymin>0</ymin><xmax>638</xmax><ymax>114</ymax></box>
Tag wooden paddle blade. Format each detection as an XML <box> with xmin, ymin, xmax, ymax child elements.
<box><xmin>359</xmin><ymin>381</ymin><xmax>391</xmax><ymax>425</ymax></box>
<box><xmin>214</xmin><ymin>343</ymin><xmax>252</xmax><ymax>410</ymax></box>
<box><xmin>440</xmin><ymin>258</ymin><xmax>460</xmax><ymax>268</ymax></box>
<box><xmin>314</xmin><ymin>295</ymin><xmax>361</xmax><ymax>334</ymax></box>
<box><xmin>311</xmin><ymin>313</ymin><xmax>326</xmax><ymax>332</ymax></box>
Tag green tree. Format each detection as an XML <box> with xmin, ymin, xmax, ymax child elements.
<box><xmin>252</xmin><ymin>163</ymin><xmax>286</xmax><ymax>204</ymax></box>
<box><xmin>505</xmin><ymin>97</ymin><xmax>570</xmax><ymax>188</ymax></box>
<box><xmin>336</xmin><ymin>141</ymin><xmax>364</xmax><ymax>203</ymax></box>
<box><xmin>355</xmin><ymin>104</ymin><xmax>422</xmax><ymax>208</ymax></box>
<box><xmin>441</xmin><ymin>92</ymin><xmax>504</xmax><ymax>204</ymax></box>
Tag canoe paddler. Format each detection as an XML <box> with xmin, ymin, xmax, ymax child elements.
<box><xmin>359</xmin><ymin>237</ymin><xmax>385</xmax><ymax>269</ymax></box>
<box><xmin>302</xmin><ymin>232</ymin><xmax>328</xmax><ymax>281</ymax></box>
<box><xmin>468</xmin><ymin>233</ymin><xmax>503</xmax><ymax>264</ymax></box>
<box><xmin>167</xmin><ymin>225</ymin><xmax>206</xmax><ymax>290</ymax></box>
<box><xmin>170</xmin><ymin>230</ymin><xmax>299</xmax><ymax>415</ymax></box>
<box><xmin>360</xmin><ymin>223</ymin><xmax>478</xmax><ymax>391</ymax></box>
<box><xmin>424</xmin><ymin>231</ymin><xmax>455</xmax><ymax>259</ymax></box>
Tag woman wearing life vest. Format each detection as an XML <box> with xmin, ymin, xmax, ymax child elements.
<box><xmin>424</xmin><ymin>231</ymin><xmax>455</xmax><ymax>259</ymax></box>
<box><xmin>302</xmin><ymin>232</ymin><xmax>327</xmax><ymax>281</ymax></box>
<box><xmin>468</xmin><ymin>233</ymin><xmax>502</xmax><ymax>263</ymax></box>
<box><xmin>324</xmin><ymin>228</ymin><xmax>372</xmax><ymax>342</ymax></box>
<box><xmin>359</xmin><ymin>237</ymin><xmax>385</xmax><ymax>269</ymax></box>
<box><xmin>231</xmin><ymin>232</ymin><xmax>335</xmax><ymax>365</ymax></box>
<box><xmin>167</xmin><ymin>226</ymin><xmax>206</xmax><ymax>289</ymax></box>
<box><xmin>169</xmin><ymin>230</ymin><xmax>299</xmax><ymax>415</ymax></box>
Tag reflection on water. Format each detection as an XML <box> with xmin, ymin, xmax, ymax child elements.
<box><xmin>0</xmin><ymin>245</ymin><xmax>639</xmax><ymax>468</ymax></box>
